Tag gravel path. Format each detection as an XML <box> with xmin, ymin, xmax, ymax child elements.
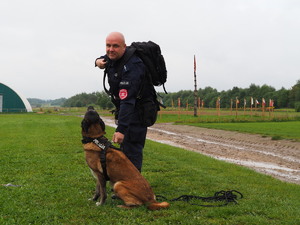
<box><xmin>103</xmin><ymin>117</ymin><xmax>300</xmax><ymax>185</ymax></box>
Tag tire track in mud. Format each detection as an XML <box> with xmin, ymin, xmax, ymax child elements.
<box><xmin>102</xmin><ymin>118</ymin><xmax>300</xmax><ymax>184</ymax></box>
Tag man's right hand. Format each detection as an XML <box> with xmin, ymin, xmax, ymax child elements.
<box><xmin>95</xmin><ymin>58</ymin><xmax>106</xmax><ymax>69</ymax></box>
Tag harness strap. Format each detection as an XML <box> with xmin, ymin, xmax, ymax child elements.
<box><xmin>93</xmin><ymin>139</ymin><xmax>111</xmax><ymax>181</ymax></box>
<box><xmin>82</xmin><ymin>136</ymin><xmax>122</xmax><ymax>181</ymax></box>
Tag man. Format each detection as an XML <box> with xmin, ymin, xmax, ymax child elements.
<box><xmin>95</xmin><ymin>32</ymin><xmax>151</xmax><ymax>172</ymax></box>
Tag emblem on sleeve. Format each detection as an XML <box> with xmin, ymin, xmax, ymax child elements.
<box><xmin>119</xmin><ymin>89</ymin><xmax>128</xmax><ymax>100</ymax></box>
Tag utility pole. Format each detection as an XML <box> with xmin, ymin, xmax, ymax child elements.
<box><xmin>193</xmin><ymin>55</ymin><xmax>198</xmax><ymax>117</ymax></box>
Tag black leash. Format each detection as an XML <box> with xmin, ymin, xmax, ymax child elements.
<box><xmin>156</xmin><ymin>190</ymin><xmax>243</xmax><ymax>207</ymax></box>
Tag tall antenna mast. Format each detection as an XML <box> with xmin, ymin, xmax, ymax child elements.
<box><xmin>193</xmin><ymin>55</ymin><xmax>198</xmax><ymax>117</ymax></box>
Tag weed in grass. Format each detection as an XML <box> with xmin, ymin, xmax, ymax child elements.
<box><xmin>271</xmin><ymin>135</ymin><xmax>283</xmax><ymax>140</ymax></box>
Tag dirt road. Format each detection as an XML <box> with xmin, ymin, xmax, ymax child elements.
<box><xmin>103</xmin><ymin>118</ymin><xmax>300</xmax><ymax>185</ymax></box>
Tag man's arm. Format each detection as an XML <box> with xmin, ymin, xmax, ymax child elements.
<box><xmin>95</xmin><ymin>58</ymin><xmax>107</xmax><ymax>69</ymax></box>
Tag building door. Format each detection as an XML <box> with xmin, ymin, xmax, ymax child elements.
<box><xmin>0</xmin><ymin>95</ymin><xmax>3</xmax><ymax>112</ymax></box>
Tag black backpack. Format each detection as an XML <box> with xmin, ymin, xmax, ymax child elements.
<box><xmin>102</xmin><ymin>41</ymin><xmax>167</xmax><ymax>127</ymax></box>
<box><xmin>131</xmin><ymin>41</ymin><xmax>167</xmax><ymax>94</ymax></box>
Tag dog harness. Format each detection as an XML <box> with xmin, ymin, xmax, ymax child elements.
<box><xmin>82</xmin><ymin>136</ymin><xmax>122</xmax><ymax>181</ymax></box>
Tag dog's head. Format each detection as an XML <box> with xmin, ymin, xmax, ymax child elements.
<box><xmin>81</xmin><ymin>106</ymin><xmax>106</xmax><ymax>137</ymax></box>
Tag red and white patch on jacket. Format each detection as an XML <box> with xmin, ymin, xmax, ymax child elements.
<box><xmin>119</xmin><ymin>89</ymin><xmax>128</xmax><ymax>100</ymax></box>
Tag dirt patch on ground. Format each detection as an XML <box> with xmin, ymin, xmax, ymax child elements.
<box><xmin>103</xmin><ymin>118</ymin><xmax>300</xmax><ymax>185</ymax></box>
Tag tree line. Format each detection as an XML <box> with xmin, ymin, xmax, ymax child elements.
<box><xmin>160</xmin><ymin>80</ymin><xmax>300</xmax><ymax>110</ymax></box>
<box><xmin>28</xmin><ymin>97</ymin><xmax>67</xmax><ymax>108</ymax></box>
<box><xmin>29</xmin><ymin>80</ymin><xmax>300</xmax><ymax>112</ymax></box>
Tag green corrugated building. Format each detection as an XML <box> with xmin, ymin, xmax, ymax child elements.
<box><xmin>0</xmin><ymin>82</ymin><xmax>32</xmax><ymax>112</ymax></box>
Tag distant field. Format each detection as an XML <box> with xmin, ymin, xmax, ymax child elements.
<box><xmin>157</xmin><ymin>108</ymin><xmax>300</xmax><ymax>122</ymax></box>
<box><xmin>0</xmin><ymin>113</ymin><xmax>300</xmax><ymax>224</ymax></box>
<box><xmin>31</xmin><ymin>106</ymin><xmax>300</xmax><ymax>120</ymax></box>
<box><xmin>184</xmin><ymin>121</ymin><xmax>300</xmax><ymax>141</ymax></box>
<box><xmin>156</xmin><ymin>110</ymin><xmax>300</xmax><ymax>141</ymax></box>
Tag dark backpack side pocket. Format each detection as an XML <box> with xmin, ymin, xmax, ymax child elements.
<box><xmin>137</xmin><ymin>98</ymin><xmax>159</xmax><ymax>127</ymax></box>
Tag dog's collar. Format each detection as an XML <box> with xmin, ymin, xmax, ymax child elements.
<box><xmin>82</xmin><ymin>135</ymin><xmax>121</xmax><ymax>151</ymax></box>
<box><xmin>81</xmin><ymin>136</ymin><xmax>103</xmax><ymax>144</ymax></box>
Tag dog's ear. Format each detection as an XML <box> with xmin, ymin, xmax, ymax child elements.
<box><xmin>81</xmin><ymin>119</ymin><xmax>90</xmax><ymax>133</ymax></box>
<box><xmin>99</xmin><ymin>118</ymin><xmax>105</xmax><ymax>132</ymax></box>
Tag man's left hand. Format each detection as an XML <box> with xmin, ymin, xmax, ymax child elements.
<box><xmin>112</xmin><ymin>132</ymin><xmax>124</xmax><ymax>144</ymax></box>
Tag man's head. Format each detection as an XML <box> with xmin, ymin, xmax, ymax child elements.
<box><xmin>106</xmin><ymin>32</ymin><xmax>126</xmax><ymax>61</ymax></box>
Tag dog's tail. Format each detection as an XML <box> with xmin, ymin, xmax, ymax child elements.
<box><xmin>147</xmin><ymin>201</ymin><xmax>170</xmax><ymax>211</ymax></box>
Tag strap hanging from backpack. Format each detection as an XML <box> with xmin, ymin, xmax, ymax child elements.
<box><xmin>103</xmin><ymin>70</ymin><xmax>110</xmax><ymax>95</ymax></box>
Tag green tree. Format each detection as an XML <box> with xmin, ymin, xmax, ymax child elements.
<box><xmin>289</xmin><ymin>80</ymin><xmax>300</xmax><ymax>109</ymax></box>
<box><xmin>198</xmin><ymin>87</ymin><xmax>218</xmax><ymax>108</ymax></box>
<box><xmin>219</xmin><ymin>91</ymin><xmax>231</xmax><ymax>108</ymax></box>
<box><xmin>247</xmin><ymin>83</ymin><xmax>260</xmax><ymax>98</ymax></box>
<box><xmin>274</xmin><ymin>88</ymin><xmax>289</xmax><ymax>108</ymax></box>
<box><xmin>97</xmin><ymin>92</ymin><xmax>114</xmax><ymax>109</ymax></box>
<box><xmin>63</xmin><ymin>92</ymin><xmax>99</xmax><ymax>107</ymax></box>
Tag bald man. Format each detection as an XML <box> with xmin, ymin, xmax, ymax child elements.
<box><xmin>96</xmin><ymin>32</ymin><xmax>126</xmax><ymax>65</ymax></box>
<box><xmin>95</xmin><ymin>32</ymin><xmax>155</xmax><ymax>171</ymax></box>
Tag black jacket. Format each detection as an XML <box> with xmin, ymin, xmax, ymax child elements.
<box><xmin>97</xmin><ymin>48</ymin><xmax>155</xmax><ymax>134</ymax></box>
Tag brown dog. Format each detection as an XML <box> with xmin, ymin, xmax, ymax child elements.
<box><xmin>81</xmin><ymin>107</ymin><xmax>169</xmax><ymax>210</ymax></box>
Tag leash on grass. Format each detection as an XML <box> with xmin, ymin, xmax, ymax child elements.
<box><xmin>156</xmin><ymin>190</ymin><xmax>243</xmax><ymax>207</ymax></box>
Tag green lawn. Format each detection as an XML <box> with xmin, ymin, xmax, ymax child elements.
<box><xmin>0</xmin><ymin>114</ymin><xmax>299</xmax><ymax>224</ymax></box>
<box><xmin>155</xmin><ymin>112</ymin><xmax>300</xmax><ymax>141</ymax></box>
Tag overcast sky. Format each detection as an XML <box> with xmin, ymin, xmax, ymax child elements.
<box><xmin>1</xmin><ymin>0</ymin><xmax>299</xmax><ymax>100</ymax></box>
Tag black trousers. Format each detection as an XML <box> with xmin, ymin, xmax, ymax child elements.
<box><xmin>121</xmin><ymin>124</ymin><xmax>147</xmax><ymax>172</ymax></box>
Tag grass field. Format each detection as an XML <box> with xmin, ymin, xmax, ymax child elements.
<box><xmin>1</xmin><ymin>113</ymin><xmax>300</xmax><ymax>224</ymax></box>
<box><xmin>155</xmin><ymin>110</ymin><xmax>300</xmax><ymax>142</ymax></box>
<box><xmin>157</xmin><ymin>111</ymin><xmax>300</xmax><ymax>123</ymax></box>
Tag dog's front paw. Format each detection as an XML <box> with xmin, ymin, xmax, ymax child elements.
<box><xmin>96</xmin><ymin>201</ymin><xmax>104</xmax><ymax>206</ymax></box>
<box><xmin>95</xmin><ymin>197</ymin><xmax>106</xmax><ymax>206</ymax></box>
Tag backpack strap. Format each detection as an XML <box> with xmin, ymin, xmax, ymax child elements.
<box><xmin>103</xmin><ymin>69</ymin><xmax>110</xmax><ymax>95</ymax></box>
<box><xmin>162</xmin><ymin>83</ymin><xmax>168</xmax><ymax>94</ymax></box>
<box><xmin>116</xmin><ymin>47</ymin><xmax>136</xmax><ymax>76</ymax></box>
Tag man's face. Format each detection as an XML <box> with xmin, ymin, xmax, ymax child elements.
<box><xmin>106</xmin><ymin>36</ymin><xmax>126</xmax><ymax>61</ymax></box>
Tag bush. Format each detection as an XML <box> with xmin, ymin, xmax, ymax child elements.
<box><xmin>295</xmin><ymin>101</ymin><xmax>300</xmax><ymax>112</ymax></box>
